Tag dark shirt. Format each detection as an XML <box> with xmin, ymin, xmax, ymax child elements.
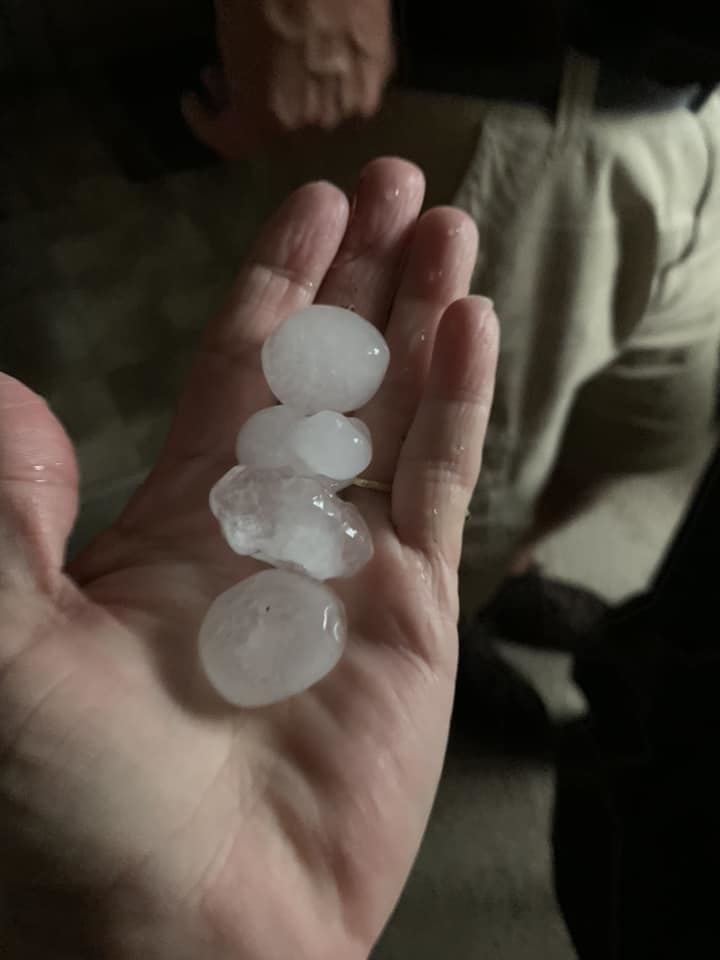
<box><xmin>393</xmin><ymin>1</ymin><xmax>720</xmax><ymax>87</ymax></box>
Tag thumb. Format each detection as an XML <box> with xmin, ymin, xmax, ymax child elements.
<box><xmin>181</xmin><ymin>81</ymin><xmax>276</xmax><ymax>160</ymax></box>
<box><xmin>180</xmin><ymin>92</ymin><xmax>253</xmax><ymax>159</ymax></box>
<box><xmin>181</xmin><ymin>90</ymin><xmax>223</xmax><ymax>152</ymax></box>
<box><xmin>0</xmin><ymin>374</ymin><xmax>79</xmax><ymax>592</ymax></box>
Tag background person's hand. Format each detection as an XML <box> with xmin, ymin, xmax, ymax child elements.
<box><xmin>183</xmin><ymin>0</ymin><xmax>395</xmax><ymax>158</ymax></box>
<box><xmin>0</xmin><ymin>158</ymin><xmax>497</xmax><ymax>960</ymax></box>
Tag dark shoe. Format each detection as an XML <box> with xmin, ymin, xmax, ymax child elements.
<box><xmin>454</xmin><ymin>620</ymin><xmax>553</xmax><ymax>755</ymax></box>
<box><xmin>482</xmin><ymin>567</ymin><xmax>610</xmax><ymax>653</ymax></box>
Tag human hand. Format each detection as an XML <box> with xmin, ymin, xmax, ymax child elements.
<box><xmin>0</xmin><ymin>158</ymin><xmax>497</xmax><ymax>959</ymax></box>
<box><xmin>182</xmin><ymin>0</ymin><xmax>395</xmax><ymax>158</ymax></box>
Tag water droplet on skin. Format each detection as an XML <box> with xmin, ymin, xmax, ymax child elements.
<box><xmin>31</xmin><ymin>464</ymin><xmax>49</xmax><ymax>483</ymax></box>
<box><xmin>410</xmin><ymin>328</ymin><xmax>428</xmax><ymax>351</ymax></box>
<box><xmin>432</xmin><ymin>507</ymin><xmax>439</xmax><ymax>517</ymax></box>
<box><xmin>427</xmin><ymin>268</ymin><xmax>444</xmax><ymax>284</ymax></box>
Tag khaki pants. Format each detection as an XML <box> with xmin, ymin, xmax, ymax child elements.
<box><xmin>264</xmin><ymin>54</ymin><xmax>720</xmax><ymax>613</ymax></box>
<box><xmin>454</xmin><ymin>57</ymin><xmax>720</xmax><ymax>612</ymax></box>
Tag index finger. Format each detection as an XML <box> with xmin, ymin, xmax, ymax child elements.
<box><xmin>315</xmin><ymin>157</ymin><xmax>425</xmax><ymax>330</ymax></box>
<box><xmin>161</xmin><ymin>180</ymin><xmax>350</xmax><ymax>465</ymax></box>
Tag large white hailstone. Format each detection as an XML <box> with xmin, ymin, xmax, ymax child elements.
<box><xmin>291</xmin><ymin>412</ymin><xmax>372</xmax><ymax>486</ymax></box>
<box><xmin>261</xmin><ymin>305</ymin><xmax>390</xmax><ymax>414</ymax></box>
<box><xmin>235</xmin><ymin>405</ymin><xmax>305</xmax><ymax>470</ymax></box>
<box><xmin>199</xmin><ymin>569</ymin><xmax>346</xmax><ymax>707</ymax></box>
<box><xmin>235</xmin><ymin>406</ymin><xmax>372</xmax><ymax>488</ymax></box>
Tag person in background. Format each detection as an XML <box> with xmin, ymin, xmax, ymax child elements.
<box><xmin>182</xmin><ymin>0</ymin><xmax>395</xmax><ymax>156</ymax></box>
<box><xmin>393</xmin><ymin>2</ymin><xmax>720</xmax><ymax>749</ymax></box>
<box><xmin>184</xmin><ymin>1</ymin><xmax>720</xmax><ymax>746</ymax></box>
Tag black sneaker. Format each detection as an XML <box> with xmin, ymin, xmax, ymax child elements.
<box><xmin>481</xmin><ymin>567</ymin><xmax>610</xmax><ymax>654</ymax></box>
<box><xmin>454</xmin><ymin>620</ymin><xmax>553</xmax><ymax>755</ymax></box>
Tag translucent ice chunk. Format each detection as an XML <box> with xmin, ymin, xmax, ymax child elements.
<box><xmin>292</xmin><ymin>412</ymin><xmax>372</xmax><ymax>484</ymax></box>
<box><xmin>261</xmin><ymin>305</ymin><xmax>390</xmax><ymax>414</ymax></box>
<box><xmin>235</xmin><ymin>405</ymin><xmax>304</xmax><ymax>470</ymax></box>
<box><xmin>210</xmin><ymin>465</ymin><xmax>373</xmax><ymax>580</ymax></box>
<box><xmin>199</xmin><ymin>569</ymin><xmax>346</xmax><ymax>707</ymax></box>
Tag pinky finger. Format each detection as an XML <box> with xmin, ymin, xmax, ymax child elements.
<box><xmin>317</xmin><ymin>76</ymin><xmax>342</xmax><ymax>130</ymax></box>
<box><xmin>392</xmin><ymin>296</ymin><xmax>499</xmax><ymax>564</ymax></box>
<box><xmin>354</xmin><ymin>59</ymin><xmax>385</xmax><ymax>118</ymax></box>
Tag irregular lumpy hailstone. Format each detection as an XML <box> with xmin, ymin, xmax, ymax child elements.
<box><xmin>210</xmin><ymin>465</ymin><xmax>374</xmax><ymax>581</ymax></box>
<box><xmin>199</xmin><ymin>569</ymin><xmax>346</xmax><ymax>708</ymax></box>
<box><xmin>261</xmin><ymin>305</ymin><xmax>390</xmax><ymax>414</ymax></box>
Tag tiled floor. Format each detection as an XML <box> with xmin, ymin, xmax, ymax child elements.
<box><xmin>1</xmin><ymin>82</ymin><xmax>712</xmax><ymax>959</ymax></box>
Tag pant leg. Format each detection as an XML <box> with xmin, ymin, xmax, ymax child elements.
<box><xmin>548</xmin><ymin>91</ymin><xmax>720</xmax><ymax>483</ymax></box>
<box><xmin>554</xmin><ymin>448</ymin><xmax>720</xmax><ymax>958</ymax></box>
<box><xmin>457</xmin><ymin>70</ymin><xmax>720</xmax><ymax>616</ymax></box>
<box><xmin>454</xmin><ymin>56</ymin><xmax>625</xmax><ymax>612</ymax></box>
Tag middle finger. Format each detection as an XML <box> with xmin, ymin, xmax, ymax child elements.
<box><xmin>358</xmin><ymin>206</ymin><xmax>479</xmax><ymax>488</ymax></box>
<box><xmin>315</xmin><ymin>156</ymin><xmax>425</xmax><ymax>330</ymax></box>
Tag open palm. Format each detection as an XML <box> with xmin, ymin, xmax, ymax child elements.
<box><xmin>0</xmin><ymin>159</ymin><xmax>497</xmax><ymax>960</ymax></box>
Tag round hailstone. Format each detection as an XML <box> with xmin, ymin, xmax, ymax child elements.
<box><xmin>199</xmin><ymin>569</ymin><xmax>346</xmax><ymax>707</ymax></box>
<box><xmin>261</xmin><ymin>305</ymin><xmax>390</xmax><ymax>414</ymax></box>
<box><xmin>292</xmin><ymin>412</ymin><xmax>372</xmax><ymax>485</ymax></box>
<box><xmin>235</xmin><ymin>405</ymin><xmax>305</xmax><ymax>470</ymax></box>
<box><xmin>210</xmin><ymin>465</ymin><xmax>374</xmax><ymax>580</ymax></box>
